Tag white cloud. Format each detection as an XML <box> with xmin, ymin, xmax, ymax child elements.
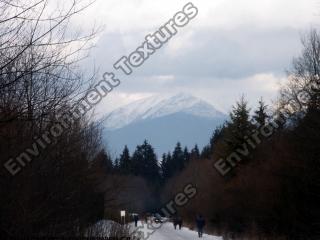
<box><xmin>71</xmin><ymin>0</ymin><xmax>316</xmax><ymax>114</ymax></box>
<box><xmin>73</xmin><ymin>0</ymin><xmax>317</xmax><ymax>32</ymax></box>
<box><xmin>150</xmin><ymin>75</ymin><xmax>175</xmax><ymax>83</ymax></box>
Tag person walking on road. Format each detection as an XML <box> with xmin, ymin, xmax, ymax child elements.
<box><xmin>173</xmin><ymin>215</ymin><xmax>178</xmax><ymax>230</ymax></box>
<box><xmin>177</xmin><ymin>216</ymin><xmax>183</xmax><ymax>230</ymax></box>
<box><xmin>196</xmin><ymin>214</ymin><xmax>206</xmax><ymax>238</ymax></box>
<box><xmin>133</xmin><ymin>214</ymin><xmax>139</xmax><ymax>227</ymax></box>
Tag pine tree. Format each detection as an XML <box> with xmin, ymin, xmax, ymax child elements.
<box><xmin>131</xmin><ymin>140</ymin><xmax>160</xmax><ymax>182</ymax></box>
<box><xmin>227</xmin><ymin>96</ymin><xmax>253</xmax><ymax>147</ymax></box>
<box><xmin>160</xmin><ymin>153</ymin><xmax>167</xmax><ymax>177</ymax></box>
<box><xmin>223</xmin><ymin>96</ymin><xmax>254</xmax><ymax>162</ymax></box>
<box><xmin>114</xmin><ymin>158</ymin><xmax>120</xmax><ymax>173</ymax></box>
<box><xmin>119</xmin><ymin>145</ymin><xmax>131</xmax><ymax>174</ymax></box>
<box><xmin>161</xmin><ymin>153</ymin><xmax>171</xmax><ymax>180</ymax></box>
<box><xmin>183</xmin><ymin>147</ymin><xmax>190</xmax><ymax>165</ymax></box>
<box><xmin>172</xmin><ymin>142</ymin><xmax>184</xmax><ymax>171</ymax></box>
<box><xmin>210</xmin><ymin>125</ymin><xmax>225</xmax><ymax>150</ymax></box>
<box><xmin>201</xmin><ymin>145</ymin><xmax>211</xmax><ymax>159</ymax></box>
<box><xmin>161</xmin><ymin>150</ymin><xmax>180</xmax><ymax>181</ymax></box>
<box><xmin>166</xmin><ymin>152</ymin><xmax>173</xmax><ymax>178</ymax></box>
<box><xmin>253</xmin><ymin>97</ymin><xmax>269</xmax><ymax>127</ymax></box>
<box><xmin>190</xmin><ymin>144</ymin><xmax>200</xmax><ymax>159</ymax></box>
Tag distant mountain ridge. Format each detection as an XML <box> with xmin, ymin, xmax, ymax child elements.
<box><xmin>102</xmin><ymin>93</ymin><xmax>227</xmax><ymax>157</ymax></box>
<box><xmin>103</xmin><ymin>93</ymin><xmax>226</xmax><ymax>130</ymax></box>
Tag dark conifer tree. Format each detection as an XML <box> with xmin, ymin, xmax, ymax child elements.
<box><xmin>161</xmin><ymin>153</ymin><xmax>171</xmax><ymax>181</ymax></box>
<box><xmin>114</xmin><ymin>158</ymin><xmax>120</xmax><ymax>173</ymax></box>
<box><xmin>227</xmin><ymin>96</ymin><xmax>254</xmax><ymax>149</ymax></box>
<box><xmin>201</xmin><ymin>145</ymin><xmax>211</xmax><ymax>159</ymax></box>
<box><xmin>166</xmin><ymin>152</ymin><xmax>173</xmax><ymax>178</ymax></box>
<box><xmin>172</xmin><ymin>142</ymin><xmax>184</xmax><ymax>171</ymax></box>
<box><xmin>161</xmin><ymin>153</ymin><xmax>167</xmax><ymax>177</ymax></box>
<box><xmin>190</xmin><ymin>144</ymin><xmax>200</xmax><ymax>159</ymax></box>
<box><xmin>131</xmin><ymin>140</ymin><xmax>160</xmax><ymax>182</ymax></box>
<box><xmin>183</xmin><ymin>146</ymin><xmax>190</xmax><ymax>165</ymax></box>
<box><xmin>119</xmin><ymin>145</ymin><xmax>131</xmax><ymax>174</ymax></box>
<box><xmin>210</xmin><ymin>125</ymin><xmax>225</xmax><ymax>150</ymax></box>
<box><xmin>253</xmin><ymin>97</ymin><xmax>269</xmax><ymax>127</ymax></box>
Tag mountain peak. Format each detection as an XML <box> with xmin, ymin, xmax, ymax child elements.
<box><xmin>103</xmin><ymin>93</ymin><xmax>226</xmax><ymax>130</ymax></box>
<box><xmin>170</xmin><ymin>92</ymin><xmax>195</xmax><ymax>99</ymax></box>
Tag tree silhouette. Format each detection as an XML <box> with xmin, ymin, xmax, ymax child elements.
<box><xmin>119</xmin><ymin>145</ymin><xmax>131</xmax><ymax>174</ymax></box>
<box><xmin>253</xmin><ymin>98</ymin><xmax>269</xmax><ymax>127</ymax></box>
<box><xmin>190</xmin><ymin>144</ymin><xmax>200</xmax><ymax>159</ymax></box>
<box><xmin>131</xmin><ymin>140</ymin><xmax>160</xmax><ymax>182</ymax></box>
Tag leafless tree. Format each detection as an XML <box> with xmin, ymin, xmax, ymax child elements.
<box><xmin>0</xmin><ymin>0</ymin><xmax>114</xmax><ymax>237</ymax></box>
<box><xmin>280</xmin><ymin>29</ymin><xmax>320</xmax><ymax>114</ymax></box>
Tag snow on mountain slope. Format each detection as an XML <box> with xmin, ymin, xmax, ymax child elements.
<box><xmin>103</xmin><ymin>93</ymin><xmax>225</xmax><ymax>130</ymax></box>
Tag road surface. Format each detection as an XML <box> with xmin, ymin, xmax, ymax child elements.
<box><xmin>91</xmin><ymin>219</ymin><xmax>223</xmax><ymax>239</ymax></box>
<box><xmin>138</xmin><ymin>221</ymin><xmax>223</xmax><ymax>240</ymax></box>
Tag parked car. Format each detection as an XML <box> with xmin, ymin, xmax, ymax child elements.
<box><xmin>152</xmin><ymin>213</ymin><xmax>163</xmax><ymax>223</ymax></box>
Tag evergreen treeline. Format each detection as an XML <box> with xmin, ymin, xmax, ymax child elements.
<box><xmin>113</xmin><ymin>141</ymin><xmax>201</xmax><ymax>184</ymax></box>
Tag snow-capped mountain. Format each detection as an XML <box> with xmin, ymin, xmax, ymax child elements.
<box><xmin>103</xmin><ymin>93</ymin><xmax>226</xmax><ymax>130</ymax></box>
<box><xmin>102</xmin><ymin>93</ymin><xmax>227</xmax><ymax>157</ymax></box>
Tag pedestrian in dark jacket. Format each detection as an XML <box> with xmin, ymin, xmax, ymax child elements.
<box><xmin>196</xmin><ymin>214</ymin><xmax>205</xmax><ymax>238</ymax></box>
<box><xmin>173</xmin><ymin>216</ymin><xmax>178</xmax><ymax>230</ymax></box>
<box><xmin>133</xmin><ymin>214</ymin><xmax>139</xmax><ymax>227</ymax></box>
<box><xmin>177</xmin><ymin>216</ymin><xmax>183</xmax><ymax>230</ymax></box>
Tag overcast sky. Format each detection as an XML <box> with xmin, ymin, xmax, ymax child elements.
<box><xmin>76</xmin><ymin>0</ymin><xmax>319</xmax><ymax>116</ymax></box>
